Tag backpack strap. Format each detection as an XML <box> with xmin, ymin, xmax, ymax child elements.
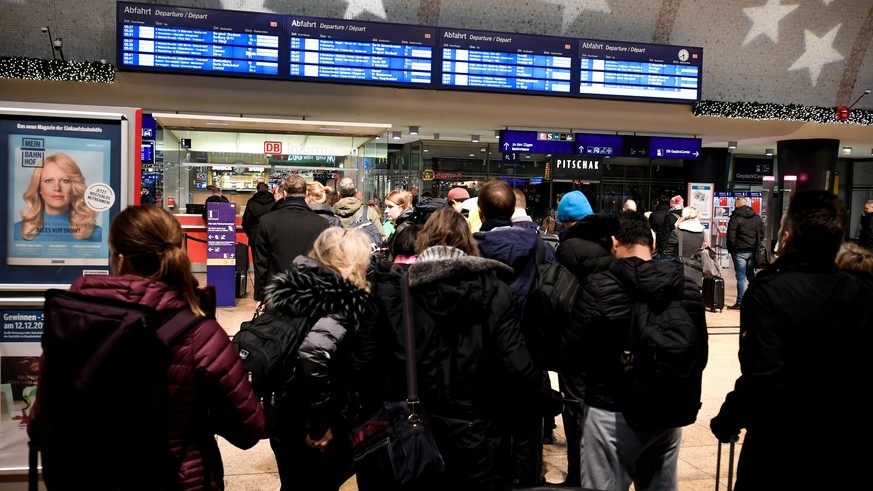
<box><xmin>157</xmin><ymin>308</ymin><xmax>203</xmax><ymax>345</ymax></box>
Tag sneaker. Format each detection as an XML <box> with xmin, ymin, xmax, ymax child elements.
<box><xmin>727</xmin><ymin>304</ymin><xmax>741</xmax><ymax>310</ymax></box>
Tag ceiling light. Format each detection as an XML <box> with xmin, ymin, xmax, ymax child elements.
<box><xmin>374</xmin><ymin>134</ymin><xmax>381</xmax><ymax>140</ymax></box>
<box><xmin>469</xmin><ymin>153</ymin><xmax>475</xmax><ymax>157</ymax></box>
<box><xmin>728</xmin><ymin>141</ymin><xmax>737</xmax><ymax>149</ymax></box>
<box><xmin>423</xmin><ymin>148</ymin><xmax>429</xmax><ymax>152</ymax></box>
<box><xmin>206</xmin><ymin>122</ymin><xmax>230</xmax><ymax>126</ymax></box>
<box><xmin>409</xmin><ymin>126</ymin><xmax>419</xmax><ymax>135</ymax></box>
<box><xmin>765</xmin><ymin>148</ymin><xmax>774</xmax><ymax>156</ymax></box>
<box><xmin>318</xmin><ymin>126</ymin><xmax>343</xmax><ymax>131</ymax></box>
<box><xmin>494</xmin><ymin>130</ymin><xmax>501</xmax><ymax>138</ymax></box>
<box><xmin>392</xmin><ymin>131</ymin><xmax>401</xmax><ymax>140</ymax></box>
<box><xmin>471</xmin><ymin>135</ymin><xmax>480</xmax><ymax>143</ymax></box>
<box><xmin>433</xmin><ymin>133</ymin><xmax>440</xmax><ymax>140</ymax></box>
<box><xmin>842</xmin><ymin>146</ymin><xmax>852</xmax><ymax>154</ymax></box>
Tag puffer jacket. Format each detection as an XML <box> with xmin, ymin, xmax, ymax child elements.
<box><xmin>555</xmin><ymin>213</ymin><xmax>618</xmax><ymax>282</ymax></box>
<box><xmin>712</xmin><ymin>252</ymin><xmax>873</xmax><ymax>489</ymax></box>
<box><xmin>43</xmin><ymin>275</ymin><xmax>264</xmax><ymax>490</ymax></box>
<box><xmin>561</xmin><ymin>257</ymin><xmax>707</xmax><ymax>411</ymax></box>
<box><xmin>355</xmin><ymin>247</ymin><xmax>556</xmax><ymax>490</ymax></box>
<box><xmin>727</xmin><ymin>205</ymin><xmax>763</xmax><ymax>253</ymax></box>
<box><xmin>262</xmin><ymin>255</ymin><xmax>372</xmax><ymax>440</ymax></box>
<box><xmin>663</xmin><ymin>218</ymin><xmax>706</xmax><ymax>259</ymax></box>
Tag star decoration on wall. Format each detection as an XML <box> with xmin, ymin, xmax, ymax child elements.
<box><xmin>789</xmin><ymin>24</ymin><xmax>844</xmax><ymax>85</ymax></box>
<box><xmin>344</xmin><ymin>0</ymin><xmax>387</xmax><ymax>19</ymax></box>
<box><xmin>541</xmin><ymin>0</ymin><xmax>612</xmax><ymax>34</ymax></box>
<box><xmin>742</xmin><ymin>0</ymin><xmax>799</xmax><ymax>45</ymax></box>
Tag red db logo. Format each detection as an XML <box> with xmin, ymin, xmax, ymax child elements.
<box><xmin>264</xmin><ymin>141</ymin><xmax>282</xmax><ymax>154</ymax></box>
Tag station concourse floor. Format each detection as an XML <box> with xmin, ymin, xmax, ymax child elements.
<box><xmin>208</xmin><ymin>263</ymin><xmax>745</xmax><ymax>491</ymax></box>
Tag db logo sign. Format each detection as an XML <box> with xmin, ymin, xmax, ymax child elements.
<box><xmin>264</xmin><ymin>141</ymin><xmax>282</xmax><ymax>154</ymax></box>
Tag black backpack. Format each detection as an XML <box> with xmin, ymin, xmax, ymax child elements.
<box><xmin>350</xmin><ymin>208</ymin><xmax>384</xmax><ymax>250</ymax></box>
<box><xmin>522</xmin><ymin>237</ymin><xmax>580</xmax><ymax>371</ymax></box>
<box><xmin>232</xmin><ymin>310</ymin><xmax>312</xmax><ymax>437</ymax></box>
<box><xmin>612</xmin><ymin>279</ymin><xmax>707</xmax><ymax>430</ymax></box>
<box><xmin>30</xmin><ymin>289</ymin><xmax>203</xmax><ymax>490</ymax></box>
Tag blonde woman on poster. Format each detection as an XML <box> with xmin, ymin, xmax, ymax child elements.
<box><xmin>13</xmin><ymin>153</ymin><xmax>101</xmax><ymax>242</ymax></box>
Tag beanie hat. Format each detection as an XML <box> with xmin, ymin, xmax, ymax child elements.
<box><xmin>557</xmin><ymin>191</ymin><xmax>593</xmax><ymax>223</ymax></box>
<box><xmin>446</xmin><ymin>187</ymin><xmax>470</xmax><ymax>201</ymax></box>
<box><xmin>670</xmin><ymin>195</ymin><xmax>684</xmax><ymax>208</ymax></box>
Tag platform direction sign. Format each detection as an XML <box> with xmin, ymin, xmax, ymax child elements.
<box><xmin>499</xmin><ymin>130</ymin><xmax>573</xmax><ymax>154</ymax></box>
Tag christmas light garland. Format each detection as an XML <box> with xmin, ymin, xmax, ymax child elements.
<box><xmin>0</xmin><ymin>56</ymin><xmax>115</xmax><ymax>83</ymax></box>
<box><xmin>694</xmin><ymin>100</ymin><xmax>872</xmax><ymax>126</ymax></box>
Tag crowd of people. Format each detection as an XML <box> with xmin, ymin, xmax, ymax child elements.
<box><xmin>30</xmin><ymin>175</ymin><xmax>873</xmax><ymax>490</ymax></box>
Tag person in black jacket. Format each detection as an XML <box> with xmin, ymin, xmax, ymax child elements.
<box><xmin>201</xmin><ymin>186</ymin><xmax>229</xmax><ymax>221</ymax></box>
<box><xmin>354</xmin><ymin>207</ymin><xmax>561</xmax><ymax>491</ymax></box>
<box><xmin>242</xmin><ymin>181</ymin><xmax>277</xmax><ymax>295</ymax></box>
<box><xmin>647</xmin><ymin>195</ymin><xmax>670</xmax><ymax>257</ymax></box>
<box><xmin>857</xmin><ymin>199</ymin><xmax>873</xmax><ymax>252</ymax></box>
<box><xmin>726</xmin><ymin>196</ymin><xmax>763</xmax><ymax>309</ymax></box>
<box><xmin>553</xmin><ymin>190</ymin><xmax>618</xmax><ymax>486</ymax></box>
<box><xmin>711</xmin><ymin>190</ymin><xmax>873</xmax><ymax>491</ymax></box>
<box><xmin>263</xmin><ymin>227</ymin><xmax>374</xmax><ymax>491</ymax></box>
<box><xmin>254</xmin><ymin>175</ymin><xmax>328</xmax><ymax>301</ymax></box>
<box><xmin>561</xmin><ymin>212</ymin><xmax>707</xmax><ymax>490</ymax></box>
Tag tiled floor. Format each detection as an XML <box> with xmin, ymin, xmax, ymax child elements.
<box><xmin>211</xmin><ymin>264</ymin><xmax>745</xmax><ymax>490</ymax></box>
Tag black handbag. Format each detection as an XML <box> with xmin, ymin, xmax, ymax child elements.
<box><xmin>350</xmin><ymin>272</ymin><xmax>445</xmax><ymax>489</ymax></box>
<box><xmin>755</xmin><ymin>226</ymin><xmax>772</xmax><ymax>269</ymax></box>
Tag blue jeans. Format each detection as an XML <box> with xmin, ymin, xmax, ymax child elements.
<box><xmin>731</xmin><ymin>251</ymin><xmax>755</xmax><ymax>305</ymax></box>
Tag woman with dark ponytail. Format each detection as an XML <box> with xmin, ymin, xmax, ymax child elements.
<box><xmin>32</xmin><ymin>205</ymin><xmax>264</xmax><ymax>489</ymax></box>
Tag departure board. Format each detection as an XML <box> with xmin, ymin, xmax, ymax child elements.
<box><xmin>117</xmin><ymin>2</ymin><xmax>281</xmax><ymax>78</ymax></box>
<box><xmin>439</xmin><ymin>28</ymin><xmax>575</xmax><ymax>95</ymax></box>
<box><xmin>578</xmin><ymin>39</ymin><xmax>702</xmax><ymax>103</ymax></box>
<box><xmin>286</xmin><ymin>17</ymin><xmax>436</xmax><ymax>88</ymax></box>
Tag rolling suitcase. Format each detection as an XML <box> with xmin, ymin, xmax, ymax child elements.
<box><xmin>235</xmin><ymin>243</ymin><xmax>249</xmax><ymax>299</ymax></box>
<box><xmin>702</xmin><ymin>275</ymin><xmax>725</xmax><ymax>312</ymax></box>
<box><xmin>716</xmin><ymin>440</ymin><xmax>736</xmax><ymax>491</ymax></box>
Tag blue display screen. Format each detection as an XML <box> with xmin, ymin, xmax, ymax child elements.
<box><xmin>287</xmin><ymin>17</ymin><xmax>435</xmax><ymax>87</ymax></box>
<box><xmin>439</xmin><ymin>29</ymin><xmax>575</xmax><ymax>95</ymax></box>
<box><xmin>578</xmin><ymin>39</ymin><xmax>702</xmax><ymax>103</ymax></box>
<box><xmin>117</xmin><ymin>2</ymin><xmax>281</xmax><ymax>78</ymax></box>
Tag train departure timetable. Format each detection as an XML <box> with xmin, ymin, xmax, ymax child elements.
<box><xmin>578</xmin><ymin>39</ymin><xmax>702</xmax><ymax>103</ymax></box>
<box><xmin>286</xmin><ymin>17</ymin><xmax>436</xmax><ymax>88</ymax></box>
<box><xmin>117</xmin><ymin>2</ymin><xmax>281</xmax><ymax>78</ymax></box>
<box><xmin>439</xmin><ymin>29</ymin><xmax>575</xmax><ymax>96</ymax></box>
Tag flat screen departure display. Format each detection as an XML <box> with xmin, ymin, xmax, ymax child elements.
<box><xmin>578</xmin><ymin>39</ymin><xmax>702</xmax><ymax>102</ymax></box>
<box><xmin>117</xmin><ymin>2</ymin><xmax>281</xmax><ymax>78</ymax></box>
<box><xmin>286</xmin><ymin>17</ymin><xmax>436</xmax><ymax>88</ymax></box>
<box><xmin>439</xmin><ymin>28</ymin><xmax>575</xmax><ymax>95</ymax></box>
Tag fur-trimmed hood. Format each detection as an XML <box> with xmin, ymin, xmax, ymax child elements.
<box><xmin>263</xmin><ymin>255</ymin><xmax>371</xmax><ymax>325</ymax></box>
<box><xmin>408</xmin><ymin>246</ymin><xmax>513</xmax><ymax>287</ymax></box>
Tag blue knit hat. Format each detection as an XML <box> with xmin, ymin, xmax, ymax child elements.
<box><xmin>557</xmin><ymin>191</ymin><xmax>593</xmax><ymax>223</ymax></box>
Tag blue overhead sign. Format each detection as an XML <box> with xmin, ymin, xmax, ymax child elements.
<box><xmin>649</xmin><ymin>136</ymin><xmax>701</xmax><ymax>159</ymax></box>
<box><xmin>499</xmin><ymin>130</ymin><xmax>574</xmax><ymax>154</ymax></box>
<box><xmin>575</xmin><ymin>133</ymin><xmax>623</xmax><ymax>156</ymax></box>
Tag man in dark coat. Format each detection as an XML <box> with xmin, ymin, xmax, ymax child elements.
<box><xmin>647</xmin><ymin>195</ymin><xmax>669</xmax><ymax>257</ymax></box>
<box><xmin>561</xmin><ymin>212</ymin><xmax>707</xmax><ymax>490</ymax></box>
<box><xmin>254</xmin><ymin>175</ymin><xmax>328</xmax><ymax>301</ymax></box>
<box><xmin>726</xmin><ymin>196</ymin><xmax>764</xmax><ymax>309</ymax></box>
<box><xmin>552</xmin><ymin>190</ymin><xmax>618</xmax><ymax>486</ymax></box>
<box><xmin>202</xmin><ymin>186</ymin><xmax>230</xmax><ymax>221</ymax></box>
<box><xmin>711</xmin><ymin>190</ymin><xmax>873</xmax><ymax>491</ymax></box>
<box><xmin>242</xmin><ymin>181</ymin><xmax>276</xmax><ymax>296</ymax></box>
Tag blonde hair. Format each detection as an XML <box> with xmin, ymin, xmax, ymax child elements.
<box><xmin>307</xmin><ymin>181</ymin><xmax>328</xmax><ymax>204</ymax></box>
<box><xmin>836</xmin><ymin>242</ymin><xmax>873</xmax><ymax>276</ymax></box>
<box><xmin>309</xmin><ymin>227</ymin><xmax>372</xmax><ymax>292</ymax></box>
<box><xmin>109</xmin><ymin>205</ymin><xmax>205</xmax><ymax>316</ymax></box>
<box><xmin>681</xmin><ymin>206</ymin><xmax>700</xmax><ymax>220</ymax></box>
<box><xmin>20</xmin><ymin>153</ymin><xmax>97</xmax><ymax>240</ymax></box>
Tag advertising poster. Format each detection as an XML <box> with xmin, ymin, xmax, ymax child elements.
<box><xmin>0</xmin><ymin>308</ymin><xmax>43</xmax><ymax>470</ymax></box>
<box><xmin>0</xmin><ymin>113</ymin><xmax>123</xmax><ymax>285</ymax></box>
